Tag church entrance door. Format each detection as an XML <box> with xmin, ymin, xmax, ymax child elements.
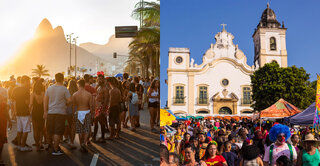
<box><xmin>212</xmin><ymin>92</ymin><xmax>238</xmax><ymax>115</ymax></box>
<box><xmin>218</xmin><ymin>107</ymin><xmax>232</xmax><ymax>114</ymax></box>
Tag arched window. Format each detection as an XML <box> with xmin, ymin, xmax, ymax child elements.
<box><xmin>270</xmin><ymin>37</ymin><xmax>276</xmax><ymax>50</ymax></box>
<box><xmin>197</xmin><ymin>110</ymin><xmax>209</xmax><ymax>114</ymax></box>
<box><xmin>219</xmin><ymin>107</ymin><xmax>232</xmax><ymax>115</ymax></box>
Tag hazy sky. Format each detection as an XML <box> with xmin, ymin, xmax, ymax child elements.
<box><xmin>0</xmin><ymin>0</ymin><xmax>139</xmax><ymax>64</ymax></box>
<box><xmin>160</xmin><ymin>0</ymin><xmax>320</xmax><ymax>107</ymax></box>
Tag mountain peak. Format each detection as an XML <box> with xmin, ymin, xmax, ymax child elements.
<box><xmin>53</xmin><ymin>26</ymin><xmax>65</xmax><ymax>38</ymax></box>
<box><xmin>35</xmin><ymin>18</ymin><xmax>53</xmax><ymax>38</ymax></box>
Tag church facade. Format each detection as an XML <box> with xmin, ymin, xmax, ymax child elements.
<box><xmin>167</xmin><ymin>5</ymin><xmax>288</xmax><ymax>116</ymax></box>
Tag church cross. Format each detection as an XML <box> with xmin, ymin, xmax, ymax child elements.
<box><xmin>221</xmin><ymin>23</ymin><xmax>227</xmax><ymax>31</ymax></box>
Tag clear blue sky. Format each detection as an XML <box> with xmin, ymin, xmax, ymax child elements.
<box><xmin>160</xmin><ymin>0</ymin><xmax>320</xmax><ymax>107</ymax></box>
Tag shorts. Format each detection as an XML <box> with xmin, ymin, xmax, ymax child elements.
<box><xmin>148</xmin><ymin>102</ymin><xmax>159</xmax><ymax>108</ymax></box>
<box><xmin>17</xmin><ymin>116</ymin><xmax>31</xmax><ymax>133</ymax></box>
<box><xmin>46</xmin><ymin>114</ymin><xmax>66</xmax><ymax>135</ymax></box>
<box><xmin>119</xmin><ymin>102</ymin><xmax>127</xmax><ymax>112</ymax></box>
<box><xmin>75</xmin><ymin>113</ymin><xmax>91</xmax><ymax>134</ymax></box>
<box><xmin>129</xmin><ymin>103</ymin><xmax>139</xmax><ymax>116</ymax></box>
<box><xmin>109</xmin><ymin>105</ymin><xmax>120</xmax><ymax>126</ymax></box>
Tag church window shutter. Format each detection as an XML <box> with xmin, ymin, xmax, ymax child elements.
<box><xmin>175</xmin><ymin>86</ymin><xmax>184</xmax><ymax>104</ymax></box>
<box><xmin>242</xmin><ymin>87</ymin><xmax>251</xmax><ymax>104</ymax></box>
<box><xmin>199</xmin><ymin>86</ymin><xmax>208</xmax><ymax>104</ymax></box>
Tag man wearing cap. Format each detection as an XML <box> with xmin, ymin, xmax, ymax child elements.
<box><xmin>263</xmin><ymin>124</ymin><xmax>297</xmax><ymax>166</ymax></box>
<box><xmin>296</xmin><ymin>133</ymin><xmax>320</xmax><ymax>166</ymax></box>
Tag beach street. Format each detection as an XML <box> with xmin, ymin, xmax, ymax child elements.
<box><xmin>2</xmin><ymin>105</ymin><xmax>159</xmax><ymax>166</ymax></box>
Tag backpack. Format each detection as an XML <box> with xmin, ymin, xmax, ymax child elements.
<box><xmin>131</xmin><ymin>92</ymin><xmax>138</xmax><ymax>105</ymax></box>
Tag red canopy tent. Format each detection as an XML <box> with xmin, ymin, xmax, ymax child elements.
<box><xmin>260</xmin><ymin>98</ymin><xmax>301</xmax><ymax>119</ymax></box>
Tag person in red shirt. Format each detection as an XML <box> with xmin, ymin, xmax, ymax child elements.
<box><xmin>201</xmin><ymin>142</ymin><xmax>228</xmax><ymax>166</ymax></box>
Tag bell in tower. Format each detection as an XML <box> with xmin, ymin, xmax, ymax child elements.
<box><xmin>252</xmin><ymin>3</ymin><xmax>288</xmax><ymax>68</ymax></box>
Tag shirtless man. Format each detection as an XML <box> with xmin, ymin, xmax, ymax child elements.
<box><xmin>106</xmin><ymin>77</ymin><xmax>121</xmax><ymax>139</ymax></box>
<box><xmin>72</xmin><ymin>79</ymin><xmax>93</xmax><ymax>152</ymax></box>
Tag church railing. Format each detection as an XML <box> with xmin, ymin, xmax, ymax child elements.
<box><xmin>241</xmin><ymin>98</ymin><xmax>251</xmax><ymax>105</ymax></box>
<box><xmin>197</xmin><ymin>97</ymin><xmax>209</xmax><ymax>105</ymax></box>
<box><xmin>173</xmin><ymin>96</ymin><xmax>186</xmax><ymax>104</ymax></box>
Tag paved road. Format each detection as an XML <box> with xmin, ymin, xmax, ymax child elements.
<box><xmin>2</xmin><ymin>105</ymin><xmax>160</xmax><ymax>166</ymax></box>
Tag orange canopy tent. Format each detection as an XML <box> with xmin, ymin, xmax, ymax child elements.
<box><xmin>204</xmin><ymin>116</ymin><xmax>213</xmax><ymax>120</ymax></box>
<box><xmin>232</xmin><ymin>116</ymin><xmax>240</xmax><ymax>121</ymax></box>
<box><xmin>260</xmin><ymin>98</ymin><xmax>301</xmax><ymax>119</ymax></box>
<box><xmin>224</xmin><ymin>116</ymin><xmax>232</xmax><ymax>120</ymax></box>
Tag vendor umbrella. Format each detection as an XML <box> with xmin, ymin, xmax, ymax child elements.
<box><xmin>160</xmin><ymin>109</ymin><xmax>176</xmax><ymax>126</ymax></box>
<box><xmin>114</xmin><ymin>73</ymin><xmax>123</xmax><ymax>77</ymax></box>
<box><xmin>186</xmin><ymin>115</ymin><xmax>195</xmax><ymax>119</ymax></box>
<box><xmin>177</xmin><ymin>116</ymin><xmax>187</xmax><ymax>121</ymax></box>
<box><xmin>195</xmin><ymin>116</ymin><xmax>204</xmax><ymax>120</ymax></box>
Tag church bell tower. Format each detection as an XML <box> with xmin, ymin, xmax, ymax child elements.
<box><xmin>253</xmin><ymin>3</ymin><xmax>288</xmax><ymax>68</ymax></box>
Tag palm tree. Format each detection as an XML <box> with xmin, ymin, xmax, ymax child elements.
<box><xmin>69</xmin><ymin>65</ymin><xmax>75</xmax><ymax>75</ymax></box>
<box><xmin>80</xmin><ymin>68</ymin><xmax>88</xmax><ymax>76</ymax></box>
<box><xmin>128</xmin><ymin>0</ymin><xmax>160</xmax><ymax>77</ymax></box>
<box><xmin>32</xmin><ymin>64</ymin><xmax>50</xmax><ymax>77</ymax></box>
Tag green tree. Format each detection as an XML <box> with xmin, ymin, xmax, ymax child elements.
<box><xmin>251</xmin><ymin>62</ymin><xmax>315</xmax><ymax>111</ymax></box>
<box><xmin>128</xmin><ymin>0</ymin><xmax>160</xmax><ymax>77</ymax></box>
<box><xmin>311</xmin><ymin>80</ymin><xmax>317</xmax><ymax>91</ymax></box>
<box><xmin>80</xmin><ymin>68</ymin><xmax>88</xmax><ymax>76</ymax></box>
<box><xmin>32</xmin><ymin>64</ymin><xmax>50</xmax><ymax>77</ymax></box>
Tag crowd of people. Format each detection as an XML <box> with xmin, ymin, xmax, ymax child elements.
<box><xmin>160</xmin><ymin>117</ymin><xmax>320</xmax><ymax>166</ymax></box>
<box><xmin>0</xmin><ymin>72</ymin><xmax>159</xmax><ymax>161</ymax></box>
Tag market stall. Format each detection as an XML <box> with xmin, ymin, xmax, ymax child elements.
<box><xmin>287</xmin><ymin>102</ymin><xmax>315</xmax><ymax>125</ymax></box>
<box><xmin>260</xmin><ymin>98</ymin><xmax>301</xmax><ymax>119</ymax></box>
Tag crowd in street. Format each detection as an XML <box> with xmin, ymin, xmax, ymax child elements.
<box><xmin>160</xmin><ymin>118</ymin><xmax>320</xmax><ymax>166</ymax></box>
<box><xmin>0</xmin><ymin>72</ymin><xmax>159</xmax><ymax>163</ymax></box>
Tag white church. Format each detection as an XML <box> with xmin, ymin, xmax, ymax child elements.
<box><xmin>167</xmin><ymin>4</ymin><xmax>288</xmax><ymax>116</ymax></box>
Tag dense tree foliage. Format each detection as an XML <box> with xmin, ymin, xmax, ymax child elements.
<box><xmin>251</xmin><ymin>62</ymin><xmax>315</xmax><ymax>111</ymax></box>
<box><xmin>126</xmin><ymin>1</ymin><xmax>160</xmax><ymax>77</ymax></box>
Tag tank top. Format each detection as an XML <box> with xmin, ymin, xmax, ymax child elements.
<box><xmin>32</xmin><ymin>98</ymin><xmax>44</xmax><ymax>120</ymax></box>
<box><xmin>243</xmin><ymin>158</ymin><xmax>259</xmax><ymax>166</ymax></box>
<box><xmin>149</xmin><ymin>89</ymin><xmax>159</xmax><ymax>103</ymax></box>
<box><xmin>302</xmin><ymin>149</ymin><xmax>320</xmax><ymax>166</ymax></box>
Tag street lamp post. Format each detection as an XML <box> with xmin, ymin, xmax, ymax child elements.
<box><xmin>72</xmin><ymin>36</ymin><xmax>79</xmax><ymax>78</ymax></box>
<box><xmin>66</xmin><ymin>33</ymin><xmax>74</xmax><ymax>74</ymax></box>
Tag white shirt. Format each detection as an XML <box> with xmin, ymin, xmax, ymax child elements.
<box><xmin>149</xmin><ymin>90</ymin><xmax>159</xmax><ymax>103</ymax></box>
<box><xmin>263</xmin><ymin>143</ymin><xmax>297</xmax><ymax>166</ymax></box>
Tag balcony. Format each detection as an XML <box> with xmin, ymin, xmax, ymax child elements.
<box><xmin>241</xmin><ymin>98</ymin><xmax>251</xmax><ymax>105</ymax></box>
<box><xmin>197</xmin><ymin>97</ymin><xmax>209</xmax><ymax>105</ymax></box>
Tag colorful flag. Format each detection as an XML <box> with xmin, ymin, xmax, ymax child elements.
<box><xmin>314</xmin><ymin>74</ymin><xmax>320</xmax><ymax>130</ymax></box>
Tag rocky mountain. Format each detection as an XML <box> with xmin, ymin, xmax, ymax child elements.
<box><xmin>80</xmin><ymin>35</ymin><xmax>132</xmax><ymax>65</ymax></box>
<box><xmin>0</xmin><ymin>18</ymin><xmax>131</xmax><ymax>80</ymax></box>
